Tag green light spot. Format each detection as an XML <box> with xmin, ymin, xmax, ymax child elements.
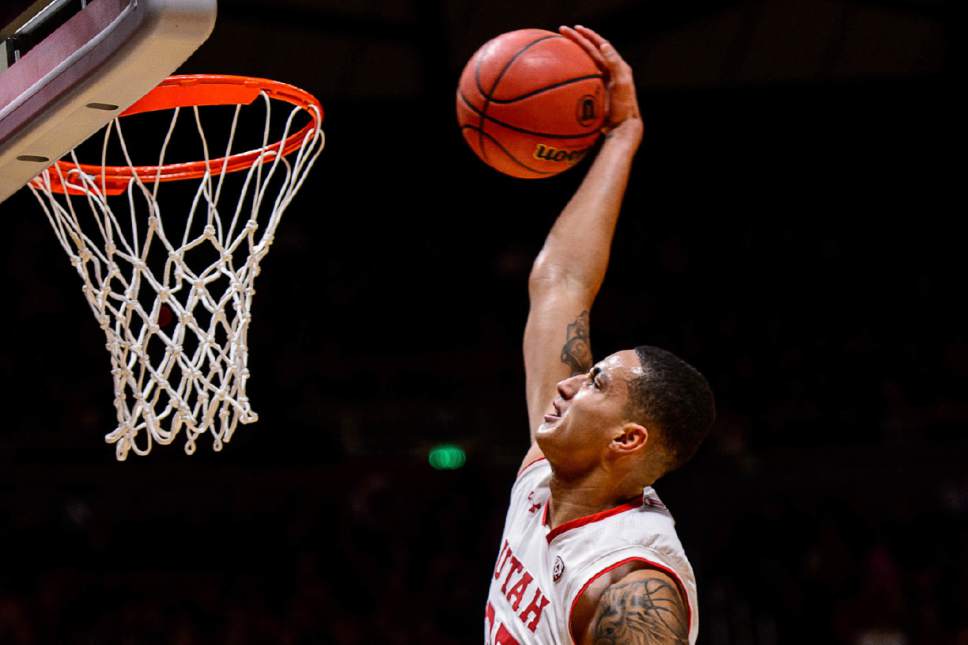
<box><xmin>428</xmin><ymin>444</ymin><xmax>466</xmax><ymax>470</ymax></box>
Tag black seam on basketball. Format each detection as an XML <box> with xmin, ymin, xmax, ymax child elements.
<box><xmin>486</xmin><ymin>74</ymin><xmax>605</xmax><ymax>104</ymax></box>
<box><xmin>459</xmin><ymin>91</ymin><xmax>600</xmax><ymax>140</ymax></box>
<box><xmin>461</xmin><ymin>125</ymin><xmax>555</xmax><ymax>176</ymax></box>
<box><xmin>474</xmin><ymin>33</ymin><xmax>561</xmax><ymax>164</ymax></box>
<box><xmin>474</xmin><ymin>34</ymin><xmax>563</xmax><ymax>99</ymax></box>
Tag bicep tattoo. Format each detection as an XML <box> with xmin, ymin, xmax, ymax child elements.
<box><xmin>591</xmin><ymin>575</ymin><xmax>689</xmax><ymax>644</ymax></box>
<box><xmin>560</xmin><ymin>310</ymin><xmax>592</xmax><ymax>375</ymax></box>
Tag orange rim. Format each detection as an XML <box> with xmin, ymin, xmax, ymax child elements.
<box><xmin>38</xmin><ymin>74</ymin><xmax>323</xmax><ymax>195</ymax></box>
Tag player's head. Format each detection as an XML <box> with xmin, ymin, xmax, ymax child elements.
<box><xmin>536</xmin><ymin>346</ymin><xmax>715</xmax><ymax>484</ymax></box>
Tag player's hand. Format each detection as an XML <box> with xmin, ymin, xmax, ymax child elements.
<box><xmin>559</xmin><ymin>25</ymin><xmax>642</xmax><ymax>144</ymax></box>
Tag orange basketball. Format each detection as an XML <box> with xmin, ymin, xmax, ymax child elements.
<box><xmin>457</xmin><ymin>29</ymin><xmax>607</xmax><ymax>179</ymax></box>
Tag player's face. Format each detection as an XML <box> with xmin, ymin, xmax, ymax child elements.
<box><xmin>535</xmin><ymin>350</ymin><xmax>645</xmax><ymax>474</ymax></box>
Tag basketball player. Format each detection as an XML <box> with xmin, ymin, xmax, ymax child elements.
<box><xmin>485</xmin><ymin>26</ymin><xmax>716</xmax><ymax>645</ymax></box>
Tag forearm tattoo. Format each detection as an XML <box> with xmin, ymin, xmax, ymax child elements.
<box><xmin>592</xmin><ymin>576</ymin><xmax>689</xmax><ymax>644</ymax></box>
<box><xmin>560</xmin><ymin>310</ymin><xmax>592</xmax><ymax>375</ymax></box>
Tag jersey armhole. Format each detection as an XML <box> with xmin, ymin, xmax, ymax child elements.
<box><xmin>566</xmin><ymin>555</ymin><xmax>694</xmax><ymax>645</ymax></box>
<box><xmin>516</xmin><ymin>456</ymin><xmax>547</xmax><ymax>480</ymax></box>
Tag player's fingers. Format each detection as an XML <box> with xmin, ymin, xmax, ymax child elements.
<box><xmin>599</xmin><ymin>41</ymin><xmax>633</xmax><ymax>82</ymax></box>
<box><xmin>573</xmin><ymin>25</ymin><xmax>604</xmax><ymax>43</ymax></box>
<box><xmin>559</xmin><ymin>26</ymin><xmax>607</xmax><ymax>71</ymax></box>
<box><xmin>559</xmin><ymin>25</ymin><xmax>607</xmax><ymax>69</ymax></box>
<box><xmin>574</xmin><ymin>26</ymin><xmax>631</xmax><ymax>75</ymax></box>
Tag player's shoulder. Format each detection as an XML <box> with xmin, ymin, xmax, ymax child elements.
<box><xmin>617</xmin><ymin>487</ymin><xmax>683</xmax><ymax>547</ymax></box>
<box><xmin>611</xmin><ymin>498</ymin><xmax>694</xmax><ymax>587</ymax></box>
<box><xmin>598</xmin><ymin>487</ymin><xmax>679</xmax><ymax>545</ymax></box>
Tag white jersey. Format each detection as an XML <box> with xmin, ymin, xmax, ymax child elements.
<box><xmin>485</xmin><ymin>458</ymin><xmax>699</xmax><ymax>645</ymax></box>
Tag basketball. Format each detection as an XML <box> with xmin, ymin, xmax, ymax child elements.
<box><xmin>456</xmin><ymin>29</ymin><xmax>607</xmax><ymax>179</ymax></box>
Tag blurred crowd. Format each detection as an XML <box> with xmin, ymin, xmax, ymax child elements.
<box><xmin>1</xmin><ymin>452</ymin><xmax>966</xmax><ymax>644</ymax></box>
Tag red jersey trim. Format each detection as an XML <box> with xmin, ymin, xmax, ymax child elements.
<box><xmin>516</xmin><ymin>456</ymin><xmax>547</xmax><ymax>479</ymax></box>
<box><xmin>545</xmin><ymin>497</ymin><xmax>643</xmax><ymax>544</ymax></box>
<box><xmin>567</xmin><ymin>556</ymin><xmax>693</xmax><ymax>645</ymax></box>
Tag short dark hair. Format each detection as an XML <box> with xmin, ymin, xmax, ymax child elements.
<box><xmin>625</xmin><ymin>345</ymin><xmax>716</xmax><ymax>474</ymax></box>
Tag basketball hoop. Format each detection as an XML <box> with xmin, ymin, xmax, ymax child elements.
<box><xmin>28</xmin><ymin>74</ymin><xmax>325</xmax><ymax>460</ymax></box>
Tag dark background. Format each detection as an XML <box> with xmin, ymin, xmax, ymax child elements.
<box><xmin>0</xmin><ymin>0</ymin><xmax>961</xmax><ymax>643</ymax></box>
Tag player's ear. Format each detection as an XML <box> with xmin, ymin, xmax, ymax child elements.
<box><xmin>610</xmin><ymin>422</ymin><xmax>647</xmax><ymax>454</ymax></box>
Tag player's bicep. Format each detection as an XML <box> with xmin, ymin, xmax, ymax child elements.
<box><xmin>582</xmin><ymin>569</ymin><xmax>689</xmax><ymax>645</ymax></box>
<box><xmin>523</xmin><ymin>287</ymin><xmax>593</xmax><ymax>435</ymax></box>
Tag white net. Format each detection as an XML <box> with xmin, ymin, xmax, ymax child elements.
<box><xmin>28</xmin><ymin>89</ymin><xmax>324</xmax><ymax>460</ymax></box>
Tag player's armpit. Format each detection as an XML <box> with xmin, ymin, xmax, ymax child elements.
<box><xmin>581</xmin><ymin>569</ymin><xmax>689</xmax><ymax>645</ymax></box>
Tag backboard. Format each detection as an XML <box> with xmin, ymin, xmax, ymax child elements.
<box><xmin>0</xmin><ymin>0</ymin><xmax>217</xmax><ymax>204</ymax></box>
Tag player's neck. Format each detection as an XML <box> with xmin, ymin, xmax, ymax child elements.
<box><xmin>546</xmin><ymin>471</ymin><xmax>643</xmax><ymax>530</ymax></box>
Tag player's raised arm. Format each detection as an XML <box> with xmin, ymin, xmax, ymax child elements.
<box><xmin>522</xmin><ymin>26</ymin><xmax>644</xmax><ymax>447</ymax></box>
